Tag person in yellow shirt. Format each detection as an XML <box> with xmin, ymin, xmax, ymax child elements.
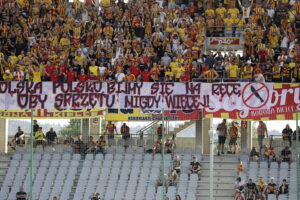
<box><xmin>89</xmin><ymin>60</ymin><xmax>99</xmax><ymax>77</ymax></box>
<box><xmin>9</xmin><ymin>52</ymin><xmax>18</xmax><ymax>65</ymax></box>
<box><xmin>228</xmin><ymin>62</ymin><xmax>239</xmax><ymax>81</ymax></box>
<box><xmin>165</xmin><ymin>67</ymin><xmax>174</xmax><ymax>82</ymax></box>
<box><xmin>205</xmin><ymin>4</ymin><xmax>215</xmax><ymax>18</ymax></box>
<box><xmin>31</xmin><ymin>66</ymin><xmax>42</xmax><ymax>82</ymax></box>
<box><xmin>224</xmin><ymin>13</ymin><xmax>234</xmax><ymax>37</ymax></box>
<box><xmin>216</xmin><ymin>3</ymin><xmax>227</xmax><ymax>18</ymax></box>
<box><xmin>3</xmin><ymin>70</ymin><xmax>13</xmax><ymax>81</ymax></box>
<box><xmin>240</xmin><ymin>61</ymin><xmax>253</xmax><ymax>82</ymax></box>
<box><xmin>60</xmin><ymin>34</ymin><xmax>70</xmax><ymax>47</ymax></box>
<box><xmin>227</xmin><ymin>5</ymin><xmax>240</xmax><ymax>19</ymax></box>
<box><xmin>125</xmin><ymin>71</ymin><xmax>136</xmax><ymax>82</ymax></box>
<box><xmin>202</xmin><ymin>67</ymin><xmax>219</xmax><ymax>83</ymax></box>
<box><xmin>235</xmin><ymin>14</ymin><xmax>246</xmax><ymax>37</ymax></box>
<box><xmin>75</xmin><ymin>53</ymin><xmax>85</xmax><ymax>66</ymax></box>
<box><xmin>34</xmin><ymin>127</ymin><xmax>46</xmax><ymax>150</ymax></box>
<box><xmin>256</xmin><ymin>176</ymin><xmax>267</xmax><ymax>193</ymax></box>
<box><xmin>170</xmin><ymin>57</ymin><xmax>178</xmax><ymax>69</ymax></box>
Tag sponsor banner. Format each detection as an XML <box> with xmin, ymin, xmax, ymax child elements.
<box><xmin>203</xmin><ymin>83</ymin><xmax>300</xmax><ymax>121</ymax></box>
<box><xmin>105</xmin><ymin>109</ymin><xmax>199</xmax><ymax>121</ymax></box>
<box><xmin>0</xmin><ymin>109</ymin><xmax>103</xmax><ymax>119</ymax></box>
<box><xmin>0</xmin><ymin>81</ymin><xmax>276</xmax><ymax>111</ymax></box>
<box><xmin>209</xmin><ymin>37</ymin><xmax>240</xmax><ymax>46</ymax></box>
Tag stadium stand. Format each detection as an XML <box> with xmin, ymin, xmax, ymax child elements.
<box><xmin>0</xmin><ymin>146</ymin><xmax>201</xmax><ymax>200</ymax></box>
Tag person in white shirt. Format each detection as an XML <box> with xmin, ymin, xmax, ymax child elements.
<box><xmin>254</xmin><ymin>69</ymin><xmax>265</xmax><ymax>83</ymax></box>
<box><xmin>238</xmin><ymin>0</ymin><xmax>253</xmax><ymax>21</ymax></box>
<box><xmin>115</xmin><ymin>68</ymin><xmax>125</xmax><ymax>83</ymax></box>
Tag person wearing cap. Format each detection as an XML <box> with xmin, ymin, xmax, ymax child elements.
<box><xmin>278</xmin><ymin>179</ymin><xmax>289</xmax><ymax>195</ymax></box>
<box><xmin>266</xmin><ymin>177</ymin><xmax>278</xmax><ymax>197</ymax></box>
<box><xmin>3</xmin><ymin>69</ymin><xmax>13</xmax><ymax>81</ymax></box>
<box><xmin>256</xmin><ymin>176</ymin><xmax>267</xmax><ymax>194</ymax></box>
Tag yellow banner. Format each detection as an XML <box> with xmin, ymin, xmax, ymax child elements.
<box><xmin>0</xmin><ymin>109</ymin><xmax>104</xmax><ymax>119</ymax></box>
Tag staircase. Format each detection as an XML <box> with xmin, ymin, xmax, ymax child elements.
<box><xmin>196</xmin><ymin>154</ymin><xmax>239</xmax><ymax>200</ymax></box>
<box><xmin>70</xmin><ymin>159</ymin><xmax>84</xmax><ymax>200</ymax></box>
<box><xmin>170</xmin><ymin>120</ymin><xmax>195</xmax><ymax>136</ymax></box>
<box><xmin>0</xmin><ymin>153</ymin><xmax>11</xmax><ymax>188</ymax></box>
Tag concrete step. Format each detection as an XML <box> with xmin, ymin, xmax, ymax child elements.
<box><xmin>198</xmin><ymin>183</ymin><xmax>234</xmax><ymax>190</ymax></box>
<box><xmin>196</xmin><ymin>195</ymin><xmax>234</xmax><ymax>200</ymax></box>
<box><xmin>200</xmin><ymin>169</ymin><xmax>236</xmax><ymax>177</ymax></box>
<box><xmin>200</xmin><ymin>163</ymin><xmax>237</xmax><ymax>170</ymax></box>
<box><xmin>199</xmin><ymin>176</ymin><xmax>236</xmax><ymax>184</ymax></box>
<box><xmin>197</xmin><ymin>189</ymin><xmax>233</xmax><ymax>196</ymax></box>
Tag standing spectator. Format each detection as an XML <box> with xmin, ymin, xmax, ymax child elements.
<box><xmin>34</xmin><ymin>127</ymin><xmax>46</xmax><ymax>150</ymax></box>
<box><xmin>188</xmin><ymin>156</ymin><xmax>201</xmax><ymax>180</ymax></box>
<box><xmin>105</xmin><ymin>121</ymin><xmax>118</xmax><ymax>139</ymax></box>
<box><xmin>293</xmin><ymin>126</ymin><xmax>300</xmax><ymax>145</ymax></box>
<box><xmin>33</xmin><ymin>120</ymin><xmax>40</xmax><ymax>135</ymax></box>
<box><xmin>86</xmin><ymin>136</ymin><xmax>96</xmax><ymax>154</ymax></box>
<box><xmin>282</xmin><ymin>124</ymin><xmax>293</xmax><ymax>147</ymax></box>
<box><xmin>16</xmin><ymin>187</ymin><xmax>27</xmax><ymax>200</ymax></box>
<box><xmin>281</xmin><ymin>146</ymin><xmax>292</xmax><ymax>162</ymax></box>
<box><xmin>278</xmin><ymin>179</ymin><xmax>289</xmax><ymax>195</ymax></box>
<box><xmin>95</xmin><ymin>136</ymin><xmax>106</xmax><ymax>155</ymax></box>
<box><xmin>46</xmin><ymin>128</ymin><xmax>58</xmax><ymax>151</ymax></box>
<box><xmin>175</xmin><ymin>195</ymin><xmax>182</xmax><ymax>200</ymax></box>
<box><xmin>228</xmin><ymin>122</ymin><xmax>239</xmax><ymax>154</ymax></box>
<box><xmin>217</xmin><ymin>119</ymin><xmax>227</xmax><ymax>156</ymax></box>
<box><xmin>120</xmin><ymin>123</ymin><xmax>130</xmax><ymax>148</ymax></box>
<box><xmin>8</xmin><ymin>126</ymin><xmax>25</xmax><ymax>150</ymax></box>
<box><xmin>157</xmin><ymin>124</ymin><xmax>163</xmax><ymax>140</ymax></box>
<box><xmin>257</xmin><ymin>121</ymin><xmax>268</xmax><ymax>153</ymax></box>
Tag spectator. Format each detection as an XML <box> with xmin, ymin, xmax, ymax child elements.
<box><xmin>34</xmin><ymin>127</ymin><xmax>46</xmax><ymax>150</ymax></box>
<box><xmin>278</xmin><ymin>179</ymin><xmax>289</xmax><ymax>195</ymax></box>
<box><xmin>236</xmin><ymin>160</ymin><xmax>244</xmax><ymax>176</ymax></box>
<box><xmin>153</xmin><ymin>139</ymin><xmax>162</xmax><ymax>154</ymax></box>
<box><xmin>228</xmin><ymin>121</ymin><xmax>239</xmax><ymax>154</ymax></box>
<box><xmin>157</xmin><ymin>124</ymin><xmax>163</xmax><ymax>140</ymax></box>
<box><xmin>53</xmin><ymin>197</ymin><xmax>59</xmax><ymax>200</ymax></box>
<box><xmin>216</xmin><ymin>119</ymin><xmax>227</xmax><ymax>156</ymax></box>
<box><xmin>105</xmin><ymin>121</ymin><xmax>117</xmax><ymax>140</ymax></box>
<box><xmin>249</xmin><ymin>146</ymin><xmax>260</xmax><ymax>161</ymax></box>
<box><xmin>234</xmin><ymin>177</ymin><xmax>245</xmax><ymax>198</ymax></box>
<box><xmin>256</xmin><ymin>176</ymin><xmax>268</xmax><ymax>194</ymax></box>
<box><xmin>235</xmin><ymin>191</ymin><xmax>245</xmax><ymax>200</ymax></box>
<box><xmin>33</xmin><ymin>120</ymin><xmax>39</xmax><ymax>135</ymax></box>
<box><xmin>74</xmin><ymin>136</ymin><xmax>84</xmax><ymax>154</ymax></box>
<box><xmin>155</xmin><ymin>170</ymin><xmax>168</xmax><ymax>193</ymax></box>
<box><xmin>244</xmin><ymin>179</ymin><xmax>256</xmax><ymax>199</ymax></box>
<box><xmin>282</xmin><ymin>124</ymin><xmax>293</xmax><ymax>147</ymax></box>
<box><xmin>281</xmin><ymin>146</ymin><xmax>292</xmax><ymax>162</ymax></box>
<box><xmin>165</xmin><ymin>138</ymin><xmax>174</xmax><ymax>154</ymax></box>
<box><xmin>263</xmin><ymin>145</ymin><xmax>276</xmax><ymax>162</ymax></box>
<box><xmin>169</xmin><ymin>169</ymin><xmax>178</xmax><ymax>187</ymax></box>
<box><xmin>46</xmin><ymin>128</ymin><xmax>58</xmax><ymax>151</ymax></box>
<box><xmin>64</xmin><ymin>136</ymin><xmax>74</xmax><ymax>146</ymax></box>
<box><xmin>257</xmin><ymin>121</ymin><xmax>268</xmax><ymax>153</ymax></box>
<box><xmin>8</xmin><ymin>126</ymin><xmax>25</xmax><ymax>150</ymax></box>
<box><xmin>188</xmin><ymin>156</ymin><xmax>201</xmax><ymax>180</ymax></box>
<box><xmin>172</xmin><ymin>155</ymin><xmax>181</xmax><ymax>174</ymax></box>
<box><xmin>175</xmin><ymin>195</ymin><xmax>182</xmax><ymax>200</ymax></box>
<box><xmin>90</xmin><ymin>192</ymin><xmax>101</xmax><ymax>200</ymax></box>
<box><xmin>120</xmin><ymin>123</ymin><xmax>130</xmax><ymax>148</ymax></box>
<box><xmin>266</xmin><ymin>177</ymin><xmax>278</xmax><ymax>197</ymax></box>
<box><xmin>16</xmin><ymin>187</ymin><xmax>27</xmax><ymax>200</ymax></box>
<box><xmin>95</xmin><ymin>136</ymin><xmax>106</xmax><ymax>155</ymax></box>
<box><xmin>86</xmin><ymin>136</ymin><xmax>96</xmax><ymax>154</ymax></box>
<box><xmin>293</xmin><ymin>126</ymin><xmax>300</xmax><ymax>145</ymax></box>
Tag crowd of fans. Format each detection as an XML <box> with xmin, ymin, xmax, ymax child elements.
<box><xmin>0</xmin><ymin>0</ymin><xmax>299</xmax><ymax>83</ymax></box>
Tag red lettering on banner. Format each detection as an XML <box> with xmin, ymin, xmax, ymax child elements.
<box><xmin>212</xmin><ymin>83</ymin><xmax>241</xmax><ymax>97</ymax></box>
<box><xmin>210</xmin><ymin>38</ymin><xmax>240</xmax><ymax>46</ymax></box>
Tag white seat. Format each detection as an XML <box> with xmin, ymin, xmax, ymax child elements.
<box><xmin>73</xmin><ymin>154</ymin><xmax>81</xmax><ymax>160</ymax></box>
<box><xmin>62</xmin><ymin>153</ymin><xmax>71</xmax><ymax>160</ymax></box>
<box><xmin>12</xmin><ymin>154</ymin><xmax>22</xmax><ymax>160</ymax></box>
<box><xmin>95</xmin><ymin>154</ymin><xmax>104</xmax><ymax>160</ymax></box>
<box><xmin>260</xmin><ymin>162</ymin><xmax>268</xmax><ymax>168</ymax></box>
<box><xmin>86</xmin><ymin>154</ymin><xmax>94</xmax><ymax>160</ymax></box>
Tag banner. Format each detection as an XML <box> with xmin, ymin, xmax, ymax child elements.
<box><xmin>0</xmin><ymin>82</ymin><xmax>275</xmax><ymax>111</ymax></box>
<box><xmin>0</xmin><ymin>109</ymin><xmax>103</xmax><ymax>119</ymax></box>
<box><xmin>209</xmin><ymin>37</ymin><xmax>240</xmax><ymax>46</ymax></box>
<box><xmin>106</xmin><ymin>109</ymin><xmax>199</xmax><ymax>121</ymax></box>
<box><xmin>203</xmin><ymin>83</ymin><xmax>300</xmax><ymax>121</ymax></box>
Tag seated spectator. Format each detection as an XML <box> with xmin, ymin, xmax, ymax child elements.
<box><xmin>172</xmin><ymin>155</ymin><xmax>181</xmax><ymax>174</ymax></box>
<box><xmin>244</xmin><ymin>179</ymin><xmax>256</xmax><ymax>199</ymax></box>
<box><xmin>95</xmin><ymin>136</ymin><xmax>106</xmax><ymax>155</ymax></box>
<box><xmin>235</xmin><ymin>191</ymin><xmax>245</xmax><ymax>200</ymax></box>
<box><xmin>169</xmin><ymin>169</ymin><xmax>178</xmax><ymax>187</ymax></box>
<box><xmin>234</xmin><ymin>177</ymin><xmax>245</xmax><ymax>198</ymax></box>
<box><xmin>278</xmin><ymin>179</ymin><xmax>289</xmax><ymax>195</ymax></box>
<box><xmin>281</xmin><ymin>146</ymin><xmax>292</xmax><ymax>162</ymax></box>
<box><xmin>64</xmin><ymin>136</ymin><xmax>74</xmax><ymax>146</ymax></box>
<box><xmin>165</xmin><ymin>138</ymin><xmax>174</xmax><ymax>154</ymax></box>
<box><xmin>86</xmin><ymin>136</ymin><xmax>96</xmax><ymax>154</ymax></box>
<box><xmin>52</xmin><ymin>197</ymin><xmax>59</xmax><ymax>200</ymax></box>
<box><xmin>46</xmin><ymin>128</ymin><xmax>58</xmax><ymax>150</ymax></box>
<box><xmin>175</xmin><ymin>195</ymin><xmax>182</xmax><ymax>200</ymax></box>
<box><xmin>188</xmin><ymin>156</ymin><xmax>201</xmax><ymax>180</ymax></box>
<box><xmin>263</xmin><ymin>145</ymin><xmax>276</xmax><ymax>162</ymax></box>
<box><xmin>246</xmin><ymin>190</ymin><xmax>255</xmax><ymax>200</ymax></box>
<box><xmin>16</xmin><ymin>187</ymin><xmax>27</xmax><ymax>200</ymax></box>
<box><xmin>90</xmin><ymin>192</ymin><xmax>101</xmax><ymax>200</ymax></box>
<box><xmin>255</xmin><ymin>191</ymin><xmax>266</xmax><ymax>200</ymax></box>
<box><xmin>153</xmin><ymin>139</ymin><xmax>162</xmax><ymax>154</ymax></box>
<box><xmin>73</xmin><ymin>136</ymin><xmax>84</xmax><ymax>154</ymax></box>
<box><xmin>155</xmin><ymin>171</ymin><xmax>168</xmax><ymax>193</ymax></box>
<box><xmin>256</xmin><ymin>176</ymin><xmax>267</xmax><ymax>193</ymax></box>
<box><xmin>266</xmin><ymin>177</ymin><xmax>278</xmax><ymax>197</ymax></box>
<box><xmin>249</xmin><ymin>146</ymin><xmax>260</xmax><ymax>161</ymax></box>
<box><xmin>8</xmin><ymin>126</ymin><xmax>25</xmax><ymax>150</ymax></box>
<box><xmin>34</xmin><ymin>127</ymin><xmax>46</xmax><ymax>150</ymax></box>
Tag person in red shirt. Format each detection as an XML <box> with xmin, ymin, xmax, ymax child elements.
<box><xmin>129</xmin><ymin>62</ymin><xmax>140</xmax><ymax>78</ymax></box>
<box><xmin>180</xmin><ymin>72</ymin><xmax>190</xmax><ymax>82</ymax></box>
<box><xmin>66</xmin><ymin>68</ymin><xmax>77</xmax><ymax>83</ymax></box>
<box><xmin>44</xmin><ymin>61</ymin><xmax>55</xmax><ymax>81</ymax></box>
<box><xmin>139</xmin><ymin>68</ymin><xmax>151</xmax><ymax>82</ymax></box>
<box><xmin>50</xmin><ymin>69</ymin><xmax>60</xmax><ymax>82</ymax></box>
<box><xmin>77</xmin><ymin>70</ymin><xmax>88</xmax><ymax>82</ymax></box>
<box><xmin>58</xmin><ymin>60</ymin><xmax>68</xmax><ymax>81</ymax></box>
<box><xmin>258</xmin><ymin>48</ymin><xmax>268</xmax><ymax>63</ymax></box>
<box><xmin>89</xmin><ymin>72</ymin><xmax>99</xmax><ymax>81</ymax></box>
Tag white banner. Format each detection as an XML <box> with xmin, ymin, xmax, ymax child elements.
<box><xmin>0</xmin><ymin>82</ymin><xmax>274</xmax><ymax>111</ymax></box>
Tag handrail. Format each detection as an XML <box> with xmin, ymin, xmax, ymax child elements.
<box><xmin>136</xmin><ymin>121</ymin><xmax>159</xmax><ymax>137</ymax></box>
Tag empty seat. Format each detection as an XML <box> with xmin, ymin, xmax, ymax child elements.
<box><xmin>73</xmin><ymin>154</ymin><xmax>81</xmax><ymax>160</ymax></box>
<box><xmin>62</xmin><ymin>154</ymin><xmax>71</xmax><ymax>160</ymax></box>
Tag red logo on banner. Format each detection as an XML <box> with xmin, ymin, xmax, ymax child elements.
<box><xmin>210</xmin><ymin>38</ymin><xmax>240</xmax><ymax>46</ymax></box>
<box><xmin>242</xmin><ymin>82</ymin><xmax>269</xmax><ymax>109</ymax></box>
